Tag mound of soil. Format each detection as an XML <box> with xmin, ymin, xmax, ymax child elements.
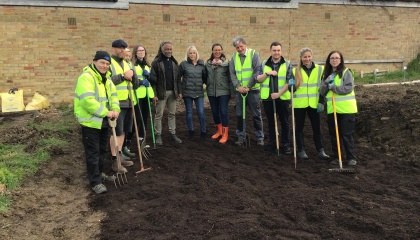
<box><xmin>0</xmin><ymin>83</ymin><xmax>419</xmax><ymax>240</ymax></box>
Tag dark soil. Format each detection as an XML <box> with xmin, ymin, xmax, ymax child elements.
<box><xmin>0</xmin><ymin>82</ymin><xmax>419</xmax><ymax>240</ymax></box>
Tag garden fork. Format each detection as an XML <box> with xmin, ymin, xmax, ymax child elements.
<box><xmin>108</xmin><ymin>118</ymin><xmax>128</xmax><ymax>187</ymax></box>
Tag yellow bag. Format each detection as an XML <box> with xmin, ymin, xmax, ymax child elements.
<box><xmin>1</xmin><ymin>88</ymin><xmax>25</xmax><ymax>112</ymax></box>
<box><xmin>25</xmin><ymin>92</ymin><xmax>50</xmax><ymax>111</ymax></box>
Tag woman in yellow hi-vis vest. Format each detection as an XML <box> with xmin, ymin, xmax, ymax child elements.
<box><xmin>122</xmin><ymin>44</ymin><xmax>153</xmax><ymax>157</ymax></box>
<box><xmin>292</xmin><ymin>48</ymin><xmax>330</xmax><ymax>160</ymax></box>
<box><xmin>319</xmin><ymin>50</ymin><xmax>358</xmax><ymax>166</ymax></box>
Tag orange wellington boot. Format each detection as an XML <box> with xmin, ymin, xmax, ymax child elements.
<box><xmin>219</xmin><ymin>127</ymin><xmax>229</xmax><ymax>144</ymax></box>
<box><xmin>211</xmin><ymin>124</ymin><xmax>223</xmax><ymax>139</ymax></box>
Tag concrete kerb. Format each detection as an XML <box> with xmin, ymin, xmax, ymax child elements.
<box><xmin>360</xmin><ymin>80</ymin><xmax>420</xmax><ymax>88</ymax></box>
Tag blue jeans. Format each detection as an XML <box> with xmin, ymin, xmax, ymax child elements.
<box><xmin>183</xmin><ymin>97</ymin><xmax>206</xmax><ymax>133</ymax></box>
<box><xmin>208</xmin><ymin>95</ymin><xmax>230</xmax><ymax>127</ymax></box>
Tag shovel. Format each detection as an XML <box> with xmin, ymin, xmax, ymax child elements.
<box><xmin>108</xmin><ymin>118</ymin><xmax>128</xmax><ymax>187</ymax></box>
<box><xmin>241</xmin><ymin>93</ymin><xmax>250</xmax><ymax>147</ymax></box>
<box><xmin>270</xmin><ymin>76</ymin><xmax>281</xmax><ymax>157</ymax></box>
<box><xmin>146</xmin><ymin>85</ymin><xmax>161</xmax><ymax>150</ymax></box>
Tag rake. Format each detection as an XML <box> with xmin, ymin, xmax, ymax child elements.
<box><xmin>128</xmin><ymin>83</ymin><xmax>152</xmax><ymax>174</ymax></box>
<box><xmin>133</xmin><ymin>88</ymin><xmax>151</xmax><ymax>160</ymax></box>
<box><xmin>328</xmin><ymin>91</ymin><xmax>355</xmax><ymax>173</ymax></box>
<box><xmin>291</xmin><ymin>84</ymin><xmax>297</xmax><ymax>169</ymax></box>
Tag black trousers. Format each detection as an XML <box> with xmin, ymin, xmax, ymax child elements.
<box><xmin>125</xmin><ymin>98</ymin><xmax>150</xmax><ymax>147</ymax></box>
<box><xmin>293</xmin><ymin>107</ymin><xmax>324</xmax><ymax>151</ymax></box>
<box><xmin>327</xmin><ymin>113</ymin><xmax>356</xmax><ymax>160</ymax></box>
<box><xmin>262</xmin><ymin>99</ymin><xmax>290</xmax><ymax>148</ymax></box>
<box><xmin>82</xmin><ymin>125</ymin><xmax>110</xmax><ymax>187</ymax></box>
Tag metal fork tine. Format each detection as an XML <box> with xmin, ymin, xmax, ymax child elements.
<box><xmin>115</xmin><ymin>174</ymin><xmax>121</xmax><ymax>187</ymax></box>
<box><xmin>113</xmin><ymin>176</ymin><xmax>118</xmax><ymax>188</ymax></box>
<box><xmin>117</xmin><ymin>173</ymin><xmax>125</xmax><ymax>185</ymax></box>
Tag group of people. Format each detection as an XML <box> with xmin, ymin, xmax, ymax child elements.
<box><xmin>74</xmin><ymin>36</ymin><xmax>358</xmax><ymax>194</ymax></box>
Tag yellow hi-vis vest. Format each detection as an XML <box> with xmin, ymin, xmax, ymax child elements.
<box><xmin>234</xmin><ymin>48</ymin><xmax>260</xmax><ymax>90</ymax></box>
<box><xmin>325</xmin><ymin>68</ymin><xmax>358</xmax><ymax>114</ymax></box>
<box><xmin>260</xmin><ymin>60</ymin><xmax>290</xmax><ymax>100</ymax></box>
<box><xmin>292</xmin><ymin>64</ymin><xmax>323</xmax><ymax>108</ymax></box>
<box><xmin>133</xmin><ymin>65</ymin><xmax>155</xmax><ymax>105</ymax></box>
<box><xmin>74</xmin><ymin>65</ymin><xmax>120</xmax><ymax>129</ymax></box>
<box><xmin>110</xmin><ymin>58</ymin><xmax>133</xmax><ymax>101</ymax></box>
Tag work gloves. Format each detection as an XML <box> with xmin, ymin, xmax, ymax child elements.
<box><xmin>143</xmin><ymin>70</ymin><xmax>150</xmax><ymax>78</ymax></box>
<box><xmin>317</xmin><ymin>103</ymin><xmax>324</xmax><ymax>113</ymax></box>
<box><xmin>140</xmin><ymin>80</ymin><xmax>150</xmax><ymax>87</ymax></box>
<box><xmin>288</xmin><ymin>78</ymin><xmax>295</xmax><ymax>87</ymax></box>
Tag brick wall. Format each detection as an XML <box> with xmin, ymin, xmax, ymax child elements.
<box><xmin>0</xmin><ymin>3</ymin><xmax>419</xmax><ymax>105</ymax></box>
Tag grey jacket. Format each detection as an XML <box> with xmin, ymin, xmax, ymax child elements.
<box><xmin>205</xmin><ymin>59</ymin><xmax>234</xmax><ymax>97</ymax></box>
<box><xmin>319</xmin><ymin>69</ymin><xmax>354</xmax><ymax>97</ymax></box>
<box><xmin>179</xmin><ymin>59</ymin><xmax>206</xmax><ymax>98</ymax></box>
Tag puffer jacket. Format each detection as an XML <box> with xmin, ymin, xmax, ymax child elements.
<box><xmin>205</xmin><ymin>58</ymin><xmax>233</xmax><ymax>97</ymax></box>
<box><xmin>179</xmin><ymin>59</ymin><xmax>206</xmax><ymax>98</ymax></box>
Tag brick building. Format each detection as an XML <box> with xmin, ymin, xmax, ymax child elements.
<box><xmin>0</xmin><ymin>0</ymin><xmax>419</xmax><ymax>105</ymax></box>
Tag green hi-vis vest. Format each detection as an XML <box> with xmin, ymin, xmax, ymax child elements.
<box><xmin>234</xmin><ymin>48</ymin><xmax>260</xmax><ymax>90</ymax></box>
<box><xmin>326</xmin><ymin>68</ymin><xmax>358</xmax><ymax>114</ymax></box>
<box><xmin>292</xmin><ymin>64</ymin><xmax>323</xmax><ymax>108</ymax></box>
<box><xmin>260</xmin><ymin>60</ymin><xmax>291</xmax><ymax>100</ymax></box>
<box><xmin>74</xmin><ymin>65</ymin><xmax>120</xmax><ymax>129</ymax></box>
<box><xmin>133</xmin><ymin>65</ymin><xmax>154</xmax><ymax>105</ymax></box>
<box><xmin>110</xmin><ymin>58</ymin><xmax>133</xmax><ymax>101</ymax></box>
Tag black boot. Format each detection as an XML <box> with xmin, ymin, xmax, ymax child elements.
<box><xmin>188</xmin><ymin>131</ymin><xmax>195</xmax><ymax>141</ymax></box>
<box><xmin>200</xmin><ymin>131</ymin><xmax>207</xmax><ymax>141</ymax></box>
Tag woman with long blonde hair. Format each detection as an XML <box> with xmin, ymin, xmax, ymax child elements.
<box><xmin>292</xmin><ymin>47</ymin><xmax>329</xmax><ymax>160</ymax></box>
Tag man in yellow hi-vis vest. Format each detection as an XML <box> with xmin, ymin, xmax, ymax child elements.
<box><xmin>109</xmin><ymin>39</ymin><xmax>140</xmax><ymax>172</ymax></box>
<box><xmin>257</xmin><ymin>42</ymin><xmax>293</xmax><ymax>155</ymax></box>
<box><xmin>229</xmin><ymin>36</ymin><xmax>264</xmax><ymax>146</ymax></box>
<box><xmin>74</xmin><ymin>50</ymin><xmax>120</xmax><ymax>194</ymax></box>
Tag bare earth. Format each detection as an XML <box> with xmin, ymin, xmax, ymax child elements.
<box><xmin>0</xmin><ymin>82</ymin><xmax>419</xmax><ymax>240</ymax></box>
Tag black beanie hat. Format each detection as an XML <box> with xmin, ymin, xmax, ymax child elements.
<box><xmin>93</xmin><ymin>51</ymin><xmax>111</xmax><ymax>63</ymax></box>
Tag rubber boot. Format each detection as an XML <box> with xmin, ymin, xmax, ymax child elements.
<box><xmin>219</xmin><ymin>127</ymin><xmax>229</xmax><ymax>144</ymax></box>
<box><xmin>123</xmin><ymin>146</ymin><xmax>136</xmax><ymax>157</ymax></box>
<box><xmin>211</xmin><ymin>124</ymin><xmax>222</xmax><ymax>139</ymax></box>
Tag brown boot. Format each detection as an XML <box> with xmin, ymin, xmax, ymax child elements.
<box><xmin>211</xmin><ymin>124</ymin><xmax>222</xmax><ymax>139</ymax></box>
<box><xmin>120</xmin><ymin>159</ymin><xmax>134</xmax><ymax>167</ymax></box>
<box><xmin>219</xmin><ymin>127</ymin><xmax>229</xmax><ymax>144</ymax></box>
<box><xmin>112</xmin><ymin>161</ymin><xmax>127</xmax><ymax>173</ymax></box>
